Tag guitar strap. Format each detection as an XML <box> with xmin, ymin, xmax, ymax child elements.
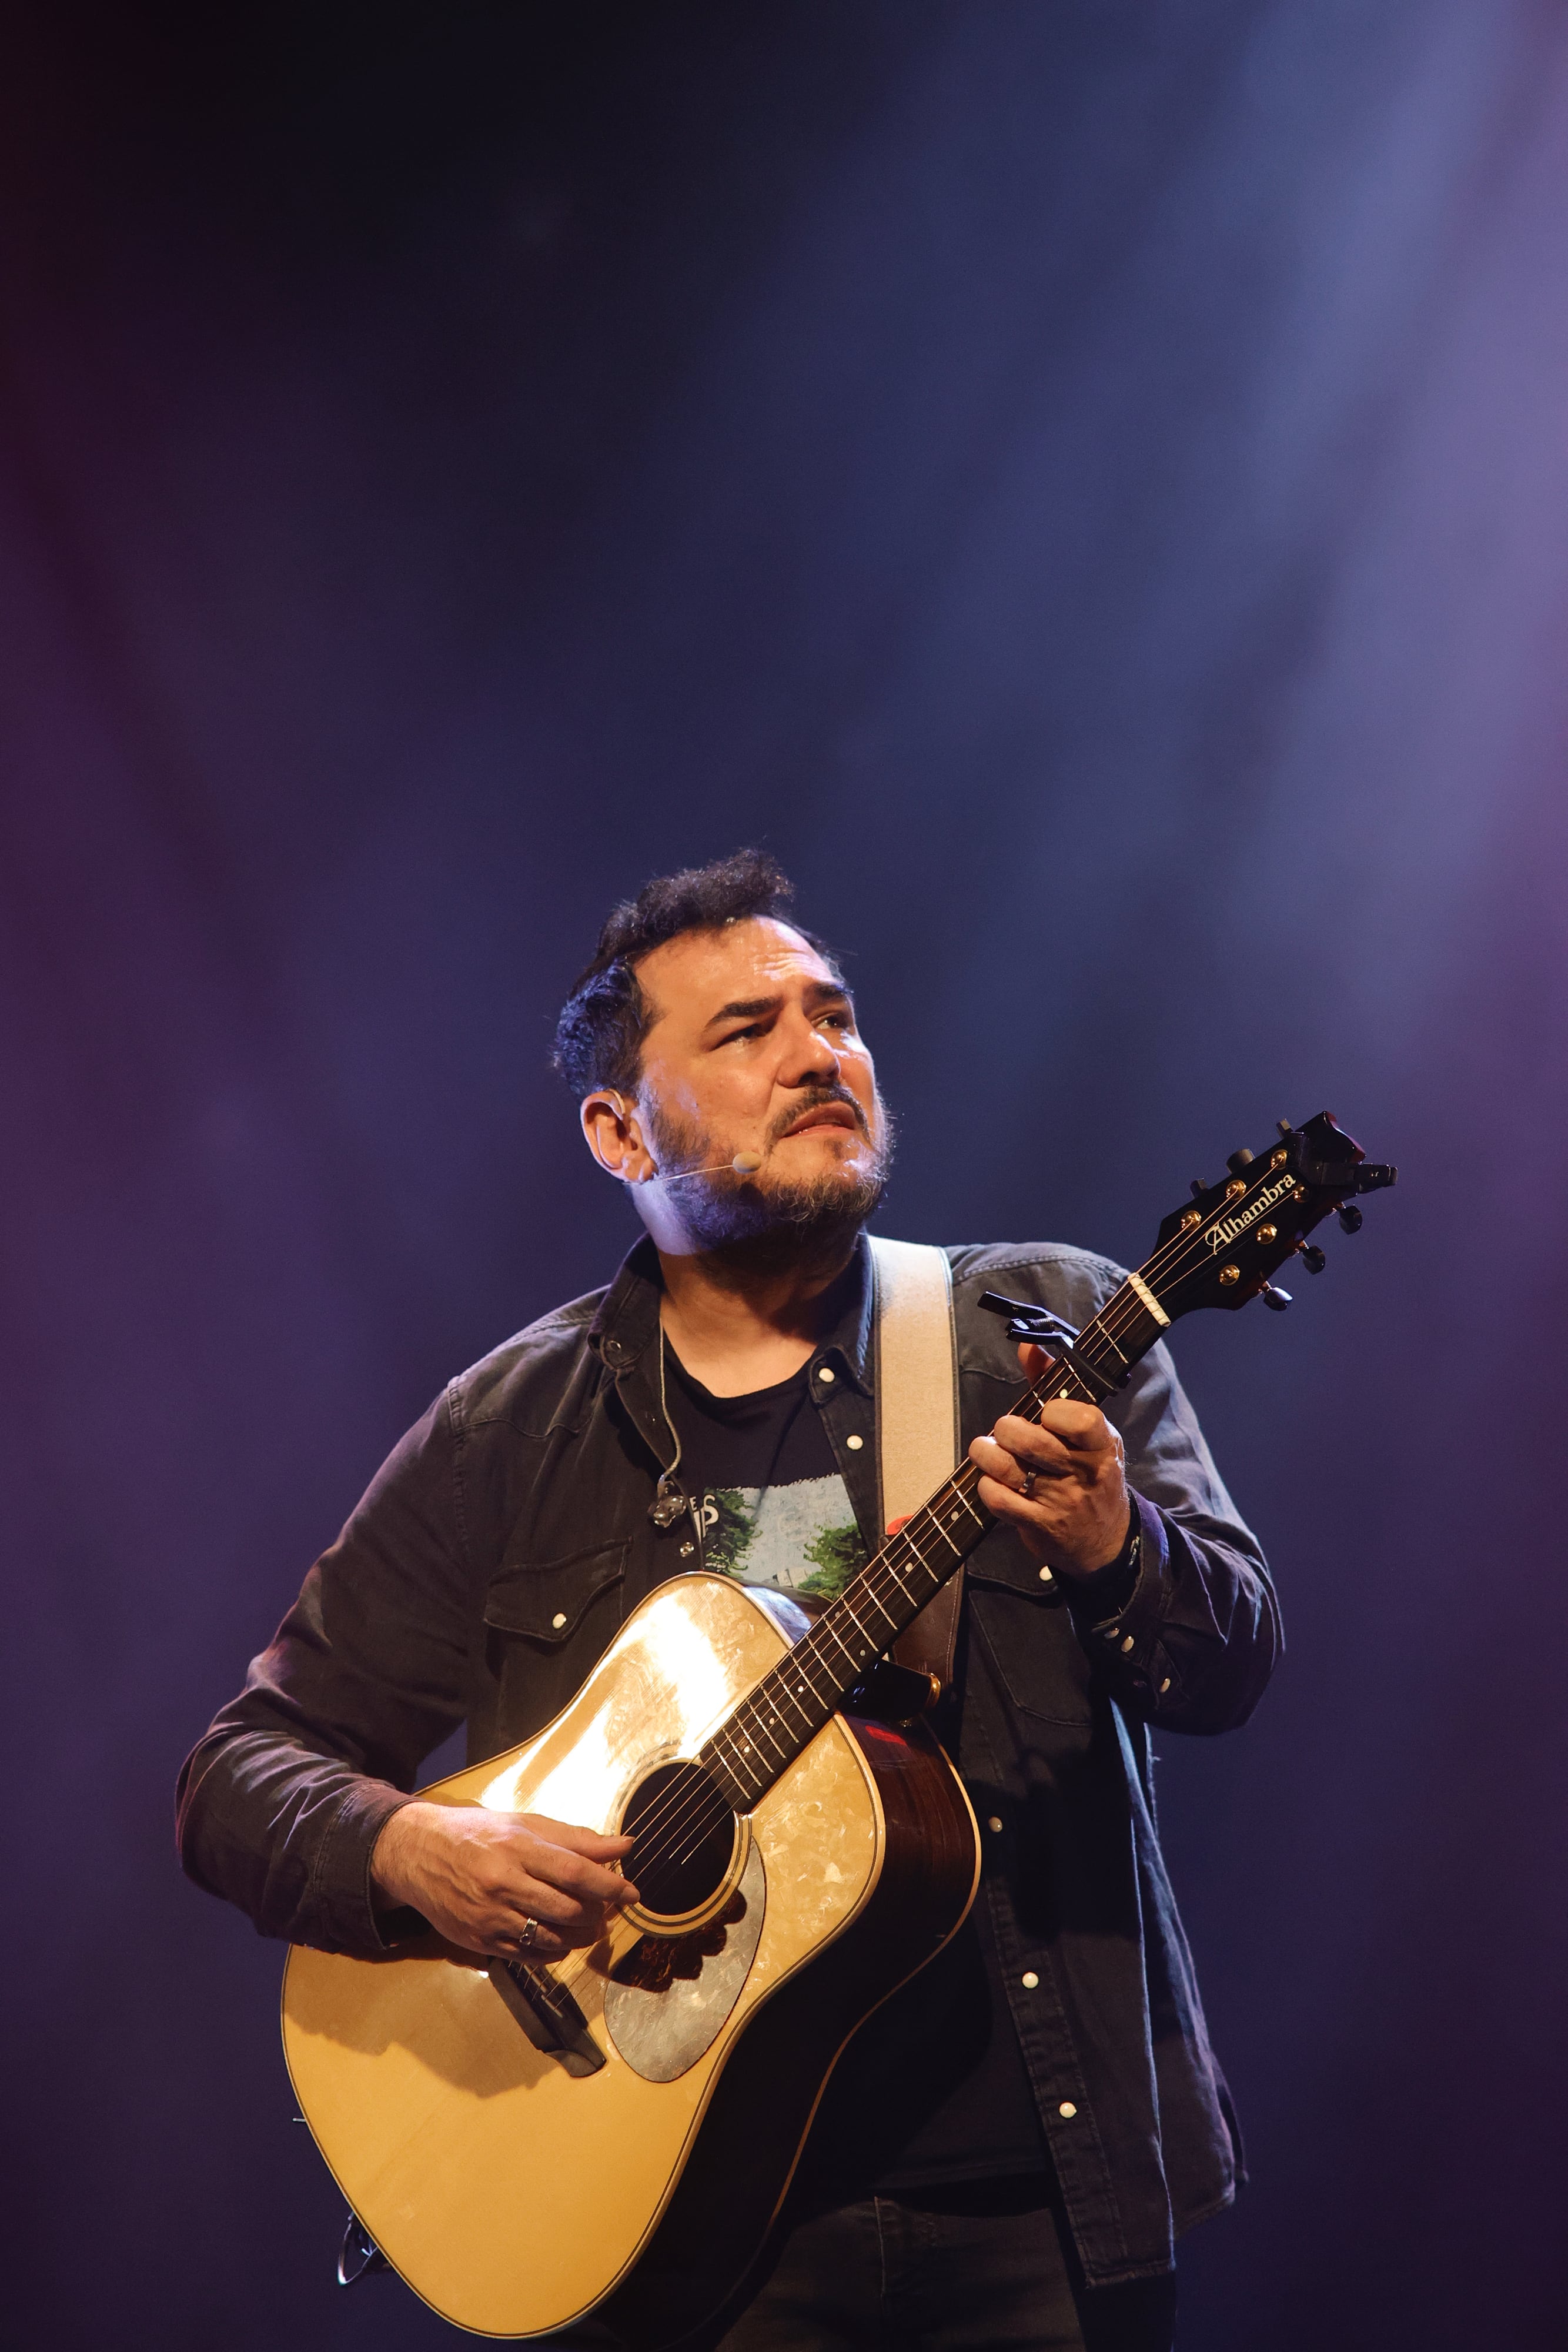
<box><xmin>868</xmin><ymin>1236</ymin><xmax>964</xmax><ymax>1693</ymax></box>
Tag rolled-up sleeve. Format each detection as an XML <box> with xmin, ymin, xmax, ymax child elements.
<box><xmin>175</xmin><ymin>1382</ymin><xmax>472</xmax><ymax>1953</ymax></box>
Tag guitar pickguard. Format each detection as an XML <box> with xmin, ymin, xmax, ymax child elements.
<box><xmin>603</xmin><ymin>1838</ymin><xmax>767</xmax><ymax>2083</ymax></box>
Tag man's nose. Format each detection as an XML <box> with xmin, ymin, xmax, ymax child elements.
<box><xmin>776</xmin><ymin>1010</ymin><xmax>841</xmax><ymax>1087</ymax></box>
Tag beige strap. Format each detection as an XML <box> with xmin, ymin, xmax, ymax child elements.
<box><xmin>869</xmin><ymin>1237</ymin><xmax>964</xmax><ymax>1691</ymax></box>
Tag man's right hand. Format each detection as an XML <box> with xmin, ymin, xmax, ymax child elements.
<box><xmin>370</xmin><ymin>1802</ymin><xmax>638</xmax><ymax>1960</ymax></box>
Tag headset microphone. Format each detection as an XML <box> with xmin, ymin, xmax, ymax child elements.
<box><xmin>650</xmin><ymin>1151</ymin><xmax>764</xmax><ymax>1184</ymax></box>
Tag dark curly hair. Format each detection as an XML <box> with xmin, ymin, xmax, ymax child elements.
<box><xmin>551</xmin><ymin>849</ymin><xmax>836</xmax><ymax>1097</ymax></box>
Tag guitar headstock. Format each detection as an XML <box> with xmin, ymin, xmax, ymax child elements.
<box><xmin>1146</xmin><ymin>1112</ymin><xmax>1396</xmax><ymax>1322</ymax></box>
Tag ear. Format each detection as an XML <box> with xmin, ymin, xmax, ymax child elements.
<box><xmin>581</xmin><ymin>1090</ymin><xmax>656</xmax><ymax>1187</ymax></box>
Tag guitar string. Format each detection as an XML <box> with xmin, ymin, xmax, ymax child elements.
<box><xmin>616</xmin><ymin>1216</ymin><xmax>1233</xmax><ymax>1879</ymax></box>
<box><xmin>612</xmin><ymin>1165</ymin><xmax>1314</xmax><ymax>1877</ymax></box>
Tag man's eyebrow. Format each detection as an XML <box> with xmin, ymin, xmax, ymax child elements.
<box><xmin>702</xmin><ymin>979</ymin><xmax>853</xmax><ymax>1031</ymax></box>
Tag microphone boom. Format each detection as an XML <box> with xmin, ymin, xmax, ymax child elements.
<box><xmin>657</xmin><ymin>1152</ymin><xmax>763</xmax><ymax>1185</ymax></box>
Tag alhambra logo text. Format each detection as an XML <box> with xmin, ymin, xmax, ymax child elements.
<box><xmin>1205</xmin><ymin>1171</ymin><xmax>1296</xmax><ymax>1253</ymax></box>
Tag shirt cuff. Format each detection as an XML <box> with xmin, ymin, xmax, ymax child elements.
<box><xmin>1076</xmin><ymin>1491</ymin><xmax>1175</xmax><ymax>1706</ymax></box>
<box><xmin>1066</xmin><ymin>1501</ymin><xmax>1142</xmax><ymax>1620</ymax></box>
<box><xmin>306</xmin><ymin>1780</ymin><xmax>420</xmax><ymax>1955</ymax></box>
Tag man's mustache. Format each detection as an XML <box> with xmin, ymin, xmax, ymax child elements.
<box><xmin>767</xmin><ymin>1087</ymin><xmax>871</xmax><ymax>1145</ymax></box>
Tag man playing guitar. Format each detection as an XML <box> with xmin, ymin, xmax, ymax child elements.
<box><xmin>180</xmin><ymin>851</ymin><xmax>1279</xmax><ymax>2351</ymax></box>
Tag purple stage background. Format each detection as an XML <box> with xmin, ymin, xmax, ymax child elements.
<box><xmin>6</xmin><ymin>6</ymin><xmax>1565</xmax><ymax>2345</ymax></box>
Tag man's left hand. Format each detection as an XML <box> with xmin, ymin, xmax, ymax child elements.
<box><xmin>968</xmin><ymin>1341</ymin><xmax>1131</xmax><ymax>1579</ymax></box>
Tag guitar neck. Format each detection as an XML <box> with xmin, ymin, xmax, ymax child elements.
<box><xmin>697</xmin><ymin>1266</ymin><xmax>1172</xmax><ymax>1810</ymax></box>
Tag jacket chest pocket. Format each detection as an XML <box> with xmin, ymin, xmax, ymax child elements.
<box><xmin>483</xmin><ymin>1539</ymin><xmax>629</xmax><ymax>1743</ymax></box>
<box><xmin>967</xmin><ymin>1561</ymin><xmax>1094</xmax><ymax>1728</ymax></box>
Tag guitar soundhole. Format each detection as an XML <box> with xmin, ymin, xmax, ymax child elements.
<box><xmin>621</xmin><ymin>1760</ymin><xmax>737</xmax><ymax>1920</ymax></box>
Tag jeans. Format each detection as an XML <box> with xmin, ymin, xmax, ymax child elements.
<box><xmin>716</xmin><ymin>2181</ymin><xmax>1178</xmax><ymax>2352</ymax></box>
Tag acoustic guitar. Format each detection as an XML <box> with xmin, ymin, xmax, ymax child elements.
<box><xmin>282</xmin><ymin>1112</ymin><xmax>1393</xmax><ymax>2342</ymax></box>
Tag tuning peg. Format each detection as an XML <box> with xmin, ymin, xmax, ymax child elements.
<box><xmin>1226</xmin><ymin>1148</ymin><xmax>1255</xmax><ymax>1174</ymax></box>
<box><xmin>1190</xmin><ymin>1180</ymin><xmax>1208</xmax><ymax>1199</ymax></box>
<box><xmin>1336</xmin><ymin>1204</ymin><xmax>1363</xmax><ymax>1235</ymax></box>
<box><xmin>1261</xmin><ymin>1283</ymin><xmax>1292</xmax><ymax>1311</ymax></box>
<box><xmin>1298</xmin><ymin>1244</ymin><xmax>1327</xmax><ymax>1274</ymax></box>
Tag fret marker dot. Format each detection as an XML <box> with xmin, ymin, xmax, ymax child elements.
<box><xmin>846</xmin><ymin>1434</ymin><xmax>864</xmax><ymax>1451</ymax></box>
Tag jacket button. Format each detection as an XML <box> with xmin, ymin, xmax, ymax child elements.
<box><xmin>551</xmin><ymin>1613</ymin><xmax>567</xmax><ymax>1629</ymax></box>
<box><xmin>1021</xmin><ymin>1970</ymin><xmax>1039</xmax><ymax>1989</ymax></box>
<box><xmin>817</xmin><ymin>1365</ymin><xmax>835</xmax><ymax>1383</ymax></box>
<box><xmin>1038</xmin><ymin>1565</ymin><xmax>1053</xmax><ymax>1582</ymax></box>
<box><xmin>1058</xmin><ymin>2101</ymin><xmax>1077</xmax><ymax>2119</ymax></box>
<box><xmin>846</xmin><ymin>1434</ymin><xmax>864</xmax><ymax>1451</ymax></box>
<box><xmin>1120</xmin><ymin>1635</ymin><xmax>1135</xmax><ymax>1653</ymax></box>
<box><xmin>987</xmin><ymin>1816</ymin><xmax>1003</xmax><ymax>1833</ymax></box>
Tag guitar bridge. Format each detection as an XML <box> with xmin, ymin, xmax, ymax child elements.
<box><xmin>487</xmin><ymin>1956</ymin><xmax>606</xmax><ymax>2076</ymax></box>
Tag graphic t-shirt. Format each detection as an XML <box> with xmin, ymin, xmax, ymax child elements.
<box><xmin>661</xmin><ymin>1346</ymin><xmax>866</xmax><ymax>1603</ymax></box>
<box><xmin>661</xmin><ymin>1338</ymin><xmax>1049</xmax><ymax>2199</ymax></box>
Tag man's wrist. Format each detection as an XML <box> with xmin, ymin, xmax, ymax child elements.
<box><xmin>1064</xmin><ymin>1501</ymin><xmax>1141</xmax><ymax>1609</ymax></box>
<box><xmin>369</xmin><ymin>1800</ymin><xmax>421</xmax><ymax>1907</ymax></box>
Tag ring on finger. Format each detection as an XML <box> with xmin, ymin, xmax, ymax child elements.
<box><xmin>518</xmin><ymin>1916</ymin><xmax>539</xmax><ymax>1951</ymax></box>
<box><xmin>1021</xmin><ymin>1468</ymin><xmax>1038</xmax><ymax>1501</ymax></box>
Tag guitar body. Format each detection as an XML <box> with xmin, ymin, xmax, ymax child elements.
<box><xmin>282</xmin><ymin>1572</ymin><xmax>980</xmax><ymax>2343</ymax></box>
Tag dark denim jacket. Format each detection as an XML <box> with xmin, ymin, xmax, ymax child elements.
<box><xmin>177</xmin><ymin>1231</ymin><xmax>1279</xmax><ymax>2288</ymax></box>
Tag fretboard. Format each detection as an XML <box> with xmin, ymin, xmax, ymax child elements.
<box><xmin>697</xmin><ymin>1269</ymin><xmax>1170</xmax><ymax>1810</ymax></box>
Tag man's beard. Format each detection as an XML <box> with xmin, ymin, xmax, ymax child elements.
<box><xmin>645</xmin><ymin>1085</ymin><xmax>894</xmax><ymax>1271</ymax></box>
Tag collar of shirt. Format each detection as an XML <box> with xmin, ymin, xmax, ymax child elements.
<box><xmin>586</xmin><ymin>1231</ymin><xmax>877</xmax><ymax>1399</ymax></box>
